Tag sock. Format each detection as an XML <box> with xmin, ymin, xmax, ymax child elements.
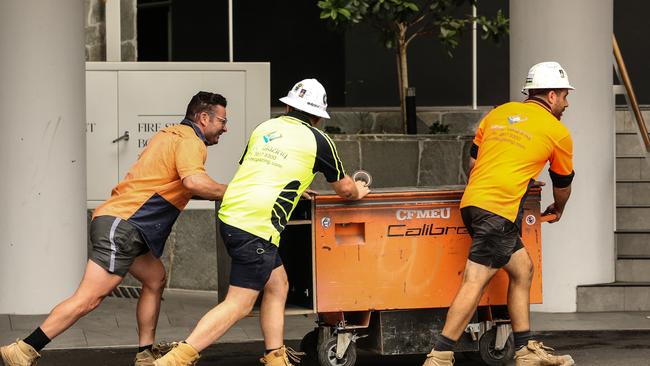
<box><xmin>433</xmin><ymin>334</ymin><xmax>457</xmax><ymax>352</ymax></box>
<box><xmin>514</xmin><ymin>330</ymin><xmax>533</xmax><ymax>350</ymax></box>
<box><xmin>265</xmin><ymin>347</ymin><xmax>281</xmax><ymax>355</ymax></box>
<box><xmin>138</xmin><ymin>344</ymin><xmax>153</xmax><ymax>353</ymax></box>
<box><xmin>23</xmin><ymin>327</ymin><xmax>51</xmax><ymax>352</ymax></box>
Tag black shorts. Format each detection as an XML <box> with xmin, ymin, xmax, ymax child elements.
<box><xmin>461</xmin><ymin>206</ymin><xmax>524</xmax><ymax>268</ymax></box>
<box><xmin>219</xmin><ymin>220</ymin><xmax>283</xmax><ymax>291</ymax></box>
<box><xmin>89</xmin><ymin>216</ymin><xmax>150</xmax><ymax>276</ymax></box>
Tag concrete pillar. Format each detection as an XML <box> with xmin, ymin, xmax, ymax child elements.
<box><xmin>510</xmin><ymin>1</ymin><xmax>615</xmax><ymax>312</ymax></box>
<box><xmin>0</xmin><ymin>0</ymin><xmax>87</xmax><ymax>314</ymax></box>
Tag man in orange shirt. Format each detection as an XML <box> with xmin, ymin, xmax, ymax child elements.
<box><xmin>423</xmin><ymin>62</ymin><xmax>576</xmax><ymax>366</ymax></box>
<box><xmin>0</xmin><ymin>92</ymin><xmax>229</xmax><ymax>366</ymax></box>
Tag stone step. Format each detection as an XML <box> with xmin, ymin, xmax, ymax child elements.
<box><xmin>616</xmin><ymin>109</ymin><xmax>650</xmax><ymax>133</ymax></box>
<box><xmin>577</xmin><ymin>282</ymin><xmax>650</xmax><ymax>312</ymax></box>
<box><xmin>616</xmin><ymin>258</ymin><xmax>650</xmax><ymax>282</ymax></box>
<box><xmin>616</xmin><ymin>156</ymin><xmax>650</xmax><ymax>180</ymax></box>
<box><xmin>617</xmin><ymin>180</ymin><xmax>650</xmax><ymax>205</ymax></box>
<box><xmin>616</xmin><ymin>205</ymin><xmax>650</xmax><ymax>230</ymax></box>
<box><xmin>616</xmin><ymin>132</ymin><xmax>650</xmax><ymax>156</ymax></box>
<box><xmin>616</xmin><ymin>231</ymin><xmax>650</xmax><ymax>257</ymax></box>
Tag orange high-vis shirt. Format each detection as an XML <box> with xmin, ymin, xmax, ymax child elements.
<box><xmin>460</xmin><ymin>100</ymin><xmax>574</xmax><ymax>223</ymax></box>
<box><xmin>93</xmin><ymin>120</ymin><xmax>208</xmax><ymax>257</ymax></box>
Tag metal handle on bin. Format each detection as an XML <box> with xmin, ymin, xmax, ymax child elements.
<box><xmin>540</xmin><ymin>214</ymin><xmax>557</xmax><ymax>223</ymax></box>
<box><xmin>352</xmin><ymin>170</ymin><xmax>372</xmax><ymax>187</ymax></box>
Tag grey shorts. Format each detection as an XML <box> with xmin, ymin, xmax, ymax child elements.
<box><xmin>89</xmin><ymin>216</ymin><xmax>149</xmax><ymax>276</ymax></box>
<box><xmin>461</xmin><ymin>206</ymin><xmax>524</xmax><ymax>268</ymax></box>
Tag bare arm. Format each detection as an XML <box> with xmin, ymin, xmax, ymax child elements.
<box><xmin>182</xmin><ymin>173</ymin><xmax>227</xmax><ymax>201</ymax></box>
<box><xmin>467</xmin><ymin>157</ymin><xmax>477</xmax><ymax>176</ymax></box>
<box><xmin>330</xmin><ymin>176</ymin><xmax>370</xmax><ymax>200</ymax></box>
<box><xmin>542</xmin><ymin>184</ymin><xmax>572</xmax><ymax>223</ymax></box>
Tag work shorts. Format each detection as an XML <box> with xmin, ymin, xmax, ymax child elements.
<box><xmin>219</xmin><ymin>220</ymin><xmax>283</xmax><ymax>291</ymax></box>
<box><xmin>89</xmin><ymin>216</ymin><xmax>150</xmax><ymax>276</ymax></box>
<box><xmin>461</xmin><ymin>206</ymin><xmax>524</xmax><ymax>268</ymax></box>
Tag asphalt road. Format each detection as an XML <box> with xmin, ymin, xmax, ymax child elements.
<box><xmin>37</xmin><ymin>331</ymin><xmax>650</xmax><ymax>366</ymax></box>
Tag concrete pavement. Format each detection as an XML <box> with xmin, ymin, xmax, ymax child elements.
<box><xmin>1</xmin><ymin>289</ymin><xmax>650</xmax><ymax>350</ymax></box>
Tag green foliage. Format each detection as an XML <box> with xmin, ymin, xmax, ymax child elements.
<box><xmin>317</xmin><ymin>0</ymin><xmax>509</xmax><ymax>56</ymax></box>
<box><xmin>428</xmin><ymin>120</ymin><xmax>450</xmax><ymax>134</ymax></box>
<box><xmin>318</xmin><ymin>0</ymin><xmax>508</xmax><ymax>131</ymax></box>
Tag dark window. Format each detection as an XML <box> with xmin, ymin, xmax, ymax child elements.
<box><xmin>137</xmin><ymin>0</ymin><xmax>229</xmax><ymax>62</ymax></box>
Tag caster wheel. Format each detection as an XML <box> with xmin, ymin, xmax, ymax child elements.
<box><xmin>300</xmin><ymin>328</ymin><xmax>319</xmax><ymax>365</ymax></box>
<box><xmin>478</xmin><ymin>327</ymin><xmax>515</xmax><ymax>365</ymax></box>
<box><xmin>317</xmin><ymin>335</ymin><xmax>357</xmax><ymax>366</ymax></box>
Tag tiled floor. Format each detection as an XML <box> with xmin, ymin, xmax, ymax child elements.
<box><xmin>0</xmin><ymin>289</ymin><xmax>317</xmax><ymax>350</ymax></box>
<box><xmin>1</xmin><ymin>289</ymin><xmax>649</xmax><ymax>350</ymax></box>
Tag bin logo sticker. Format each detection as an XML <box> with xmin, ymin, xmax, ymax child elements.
<box><xmin>321</xmin><ymin>217</ymin><xmax>331</xmax><ymax>229</ymax></box>
<box><xmin>525</xmin><ymin>214</ymin><xmax>536</xmax><ymax>225</ymax></box>
<box><xmin>396</xmin><ymin>208</ymin><xmax>450</xmax><ymax>221</ymax></box>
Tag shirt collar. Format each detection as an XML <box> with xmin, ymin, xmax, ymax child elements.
<box><xmin>180</xmin><ymin>118</ymin><xmax>208</xmax><ymax>145</ymax></box>
<box><xmin>524</xmin><ymin>97</ymin><xmax>553</xmax><ymax>115</ymax></box>
<box><xmin>284</xmin><ymin>110</ymin><xmax>312</xmax><ymax>126</ymax></box>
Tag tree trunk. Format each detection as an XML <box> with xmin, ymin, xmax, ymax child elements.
<box><xmin>397</xmin><ymin>25</ymin><xmax>409</xmax><ymax>133</ymax></box>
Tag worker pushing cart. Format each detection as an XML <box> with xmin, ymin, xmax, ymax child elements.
<box><xmin>153</xmin><ymin>79</ymin><xmax>369</xmax><ymax>366</ymax></box>
<box><xmin>423</xmin><ymin>61</ymin><xmax>576</xmax><ymax>366</ymax></box>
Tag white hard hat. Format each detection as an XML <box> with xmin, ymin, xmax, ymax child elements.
<box><xmin>522</xmin><ymin>61</ymin><xmax>574</xmax><ymax>93</ymax></box>
<box><xmin>279</xmin><ymin>78</ymin><xmax>330</xmax><ymax>119</ymax></box>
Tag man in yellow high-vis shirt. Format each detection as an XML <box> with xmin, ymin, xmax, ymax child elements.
<box><xmin>155</xmin><ymin>79</ymin><xmax>369</xmax><ymax>366</ymax></box>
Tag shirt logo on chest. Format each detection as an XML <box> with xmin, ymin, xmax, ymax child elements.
<box><xmin>507</xmin><ymin>115</ymin><xmax>528</xmax><ymax>124</ymax></box>
<box><xmin>263</xmin><ymin>131</ymin><xmax>283</xmax><ymax>143</ymax></box>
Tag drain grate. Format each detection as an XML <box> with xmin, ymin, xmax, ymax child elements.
<box><xmin>109</xmin><ymin>285</ymin><xmax>142</xmax><ymax>299</ymax></box>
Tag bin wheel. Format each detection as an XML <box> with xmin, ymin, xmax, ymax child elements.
<box><xmin>317</xmin><ymin>335</ymin><xmax>357</xmax><ymax>366</ymax></box>
<box><xmin>300</xmin><ymin>328</ymin><xmax>318</xmax><ymax>364</ymax></box>
<box><xmin>478</xmin><ymin>327</ymin><xmax>515</xmax><ymax>365</ymax></box>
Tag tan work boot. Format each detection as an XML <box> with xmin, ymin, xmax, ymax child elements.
<box><xmin>153</xmin><ymin>342</ymin><xmax>200</xmax><ymax>366</ymax></box>
<box><xmin>259</xmin><ymin>345</ymin><xmax>305</xmax><ymax>366</ymax></box>
<box><xmin>0</xmin><ymin>339</ymin><xmax>40</xmax><ymax>366</ymax></box>
<box><xmin>422</xmin><ymin>349</ymin><xmax>454</xmax><ymax>366</ymax></box>
<box><xmin>514</xmin><ymin>340</ymin><xmax>575</xmax><ymax>366</ymax></box>
<box><xmin>135</xmin><ymin>349</ymin><xmax>159</xmax><ymax>366</ymax></box>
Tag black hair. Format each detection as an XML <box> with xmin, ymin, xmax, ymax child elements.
<box><xmin>185</xmin><ymin>91</ymin><xmax>227</xmax><ymax>120</ymax></box>
<box><xmin>528</xmin><ymin>88</ymin><xmax>566</xmax><ymax>98</ymax></box>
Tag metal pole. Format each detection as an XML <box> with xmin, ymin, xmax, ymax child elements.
<box><xmin>472</xmin><ymin>4</ymin><xmax>477</xmax><ymax>110</ymax></box>
<box><xmin>229</xmin><ymin>0</ymin><xmax>234</xmax><ymax>62</ymax></box>
<box><xmin>106</xmin><ymin>0</ymin><xmax>121</xmax><ymax>61</ymax></box>
<box><xmin>405</xmin><ymin>87</ymin><xmax>417</xmax><ymax>134</ymax></box>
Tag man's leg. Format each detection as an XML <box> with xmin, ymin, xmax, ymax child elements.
<box><xmin>504</xmin><ymin>248</ymin><xmax>574</xmax><ymax>365</ymax></box>
<box><xmin>1</xmin><ymin>260</ymin><xmax>122</xmax><ymax>365</ymax></box>
<box><xmin>129</xmin><ymin>252</ymin><xmax>167</xmax><ymax>348</ymax></box>
<box><xmin>41</xmin><ymin>260</ymin><xmax>123</xmax><ymax>340</ymax></box>
<box><xmin>439</xmin><ymin>260</ymin><xmax>499</xmax><ymax>341</ymax></box>
<box><xmin>502</xmin><ymin>247</ymin><xmax>534</xmax><ymax>346</ymax></box>
<box><xmin>184</xmin><ymin>285</ymin><xmax>259</xmax><ymax>352</ymax></box>
<box><xmin>259</xmin><ymin>265</ymin><xmax>289</xmax><ymax>351</ymax></box>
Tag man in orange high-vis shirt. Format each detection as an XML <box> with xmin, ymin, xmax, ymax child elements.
<box><xmin>423</xmin><ymin>62</ymin><xmax>576</xmax><ymax>366</ymax></box>
<box><xmin>1</xmin><ymin>92</ymin><xmax>228</xmax><ymax>366</ymax></box>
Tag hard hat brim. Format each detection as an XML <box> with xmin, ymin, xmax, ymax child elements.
<box><xmin>279</xmin><ymin>96</ymin><xmax>330</xmax><ymax>119</ymax></box>
<box><xmin>522</xmin><ymin>84</ymin><xmax>575</xmax><ymax>92</ymax></box>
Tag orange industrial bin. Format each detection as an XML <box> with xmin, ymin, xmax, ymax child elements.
<box><xmin>217</xmin><ymin>186</ymin><xmax>545</xmax><ymax>366</ymax></box>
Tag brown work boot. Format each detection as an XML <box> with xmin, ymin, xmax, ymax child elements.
<box><xmin>135</xmin><ymin>349</ymin><xmax>158</xmax><ymax>366</ymax></box>
<box><xmin>514</xmin><ymin>340</ymin><xmax>575</xmax><ymax>366</ymax></box>
<box><xmin>259</xmin><ymin>345</ymin><xmax>305</xmax><ymax>366</ymax></box>
<box><xmin>0</xmin><ymin>339</ymin><xmax>40</xmax><ymax>366</ymax></box>
<box><xmin>422</xmin><ymin>349</ymin><xmax>454</xmax><ymax>366</ymax></box>
<box><xmin>153</xmin><ymin>342</ymin><xmax>200</xmax><ymax>366</ymax></box>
